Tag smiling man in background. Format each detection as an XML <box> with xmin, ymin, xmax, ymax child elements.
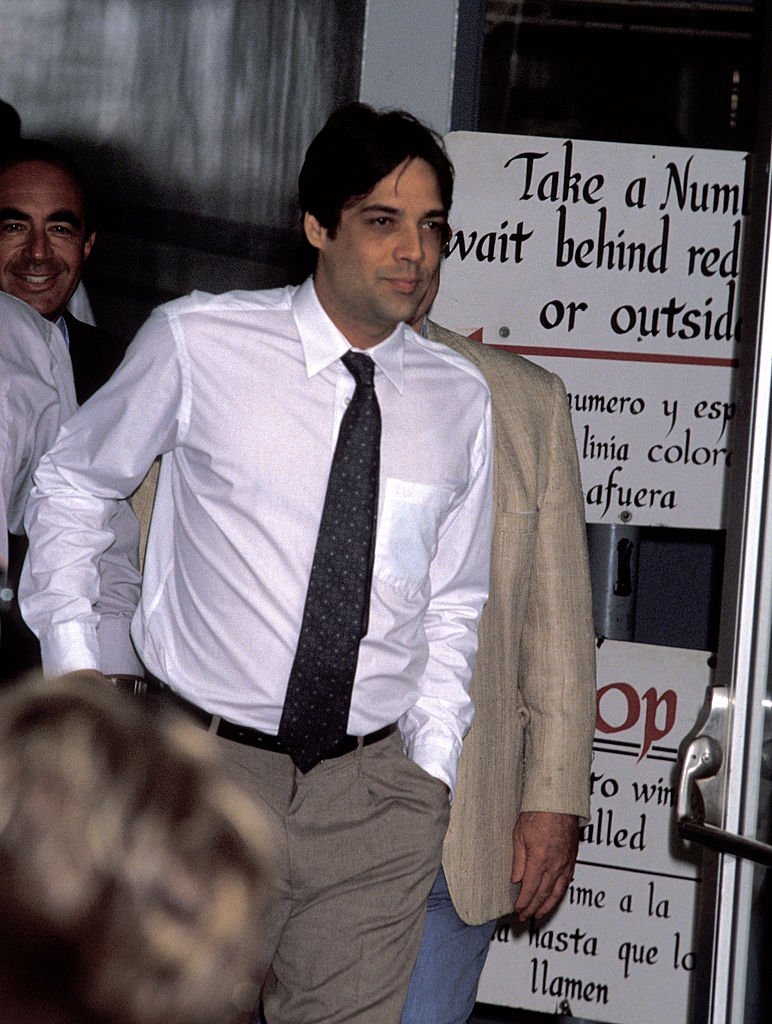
<box><xmin>0</xmin><ymin>140</ymin><xmax>140</xmax><ymax>683</ymax></box>
<box><xmin>0</xmin><ymin>140</ymin><xmax>125</xmax><ymax>396</ymax></box>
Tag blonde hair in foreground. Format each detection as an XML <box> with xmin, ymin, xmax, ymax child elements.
<box><xmin>0</xmin><ymin>673</ymin><xmax>273</xmax><ymax>1024</ymax></box>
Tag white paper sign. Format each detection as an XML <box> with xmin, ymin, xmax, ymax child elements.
<box><xmin>433</xmin><ymin>133</ymin><xmax>747</xmax><ymax>528</ymax></box>
<box><xmin>477</xmin><ymin>641</ymin><xmax>708</xmax><ymax>1023</ymax></box>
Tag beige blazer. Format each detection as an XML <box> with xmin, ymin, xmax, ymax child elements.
<box><xmin>429</xmin><ymin>322</ymin><xmax>596</xmax><ymax>925</ymax></box>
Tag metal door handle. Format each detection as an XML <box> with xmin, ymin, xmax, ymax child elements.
<box><xmin>678</xmin><ymin>818</ymin><xmax>772</xmax><ymax>867</ymax></box>
<box><xmin>677</xmin><ymin>685</ymin><xmax>772</xmax><ymax>867</ymax></box>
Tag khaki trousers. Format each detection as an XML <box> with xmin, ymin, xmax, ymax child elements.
<box><xmin>215</xmin><ymin>729</ymin><xmax>450</xmax><ymax>1024</ymax></box>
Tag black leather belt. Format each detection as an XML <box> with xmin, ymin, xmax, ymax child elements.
<box><xmin>143</xmin><ymin>676</ymin><xmax>397</xmax><ymax>759</ymax></box>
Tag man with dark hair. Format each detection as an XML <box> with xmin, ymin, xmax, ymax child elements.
<box><xmin>0</xmin><ymin>140</ymin><xmax>97</xmax><ymax>340</ymax></box>
<box><xmin>21</xmin><ymin>103</ymin><xmax>493</xmax><ymax>1023</ymax></box>
<box><xmin>0</xmin><ymin>139</ymin><xmax>140</xmax><ymax>683</ymax></box>
<box><xmin>298</xmin><ymin>103</ymin><xmax>454</xmax><ymax>240</ymax></box>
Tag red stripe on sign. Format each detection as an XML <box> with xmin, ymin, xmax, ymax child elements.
<box><xmin>489</xmin><ymin>344</ymin><xmax>738</xmax><ymax>369</ymax></box>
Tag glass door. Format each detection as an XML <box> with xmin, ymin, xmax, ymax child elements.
<box><xmin>676</xmin><ymin>41</ymin><xmax>772</xmax><ymax>1017</ymax></box>
<box><xmin>470</xmin><ymin>4</ymin><xmax>772</xmax><ymax>1022</ymax></box>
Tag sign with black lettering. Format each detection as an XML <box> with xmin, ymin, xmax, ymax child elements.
<box><xmin>477</xmin><ymin>641</ymin><xmax>707</xmax><ymax>1022</ymax></box>
<box><xmin>433</xmin><ymin>134</ymin><xmax>747</xmax><ymax>528</ymax></box>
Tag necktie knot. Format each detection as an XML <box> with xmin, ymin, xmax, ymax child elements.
<box><xmin>342</xmin><ymin>350</ymin><xmax>375</xmax><ymax>387</ymax></box>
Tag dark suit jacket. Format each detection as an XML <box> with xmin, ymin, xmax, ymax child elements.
<box><xmin>63</xmin><ymin>312</ymin><xmax>128</xmax><ymax>405</ymax></box>
<box><xmin>1</xmin><ymin>312</ymin><xmax>128</xmax><ymax>683</ymax></box>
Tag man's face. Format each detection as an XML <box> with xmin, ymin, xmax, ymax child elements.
<box><xmin>305</xmin><ymin>157</ymin><xmax>447</xmax><ymax>349</ymax></box>
<box><xmin>0</xmin><ymin>160</ymin><xmax>94</xmax><ymax>322</ymax></box>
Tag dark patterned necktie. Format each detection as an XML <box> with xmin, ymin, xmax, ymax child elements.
<box><xmin>277</xmin><ymin>351</ymin><xmax>381</xmax><ymax>772</ymax></box>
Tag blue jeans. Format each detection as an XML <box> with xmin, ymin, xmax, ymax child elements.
<box><xmin>401</xmin><ymin>867</ymin><xmax>495</xmax><ymax>1024</ymax></box>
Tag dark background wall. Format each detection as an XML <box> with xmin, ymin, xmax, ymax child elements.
<box><xmin>0</xmin><ymin>0</ymin><xmax>365</xmax><ymax>339</ymax></box>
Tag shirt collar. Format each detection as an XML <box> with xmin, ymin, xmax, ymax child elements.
<box><xmin>55</xmin><ymin>313</ymin><xmax>70</xmax><ymax>348</ymax></box>
<box><xmin>292</xmin><ymin>277</ymin><xmax>406</xmax><ymax>393</ymax></box>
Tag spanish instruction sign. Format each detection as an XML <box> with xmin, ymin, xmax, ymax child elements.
<box><xmin>432</xmin><ymin>133</ymin><xmax>748</xmax><ymax>528</ymax></box>
<box><xmin>477</xmin><ymin>641</ymin><xmax>708</xmax><ymax>1022</ymax></box>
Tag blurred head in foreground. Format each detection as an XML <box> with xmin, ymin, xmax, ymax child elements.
<box><xmin>0</xmin><ymin>673</ymin><xmax>274</xmax><ymax>1024</ymax></box>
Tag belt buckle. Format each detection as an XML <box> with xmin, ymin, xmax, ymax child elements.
<box><xmin>319</xmin><ymin>735</ymin><xmax>358</xmax><ymax>762</ymax></box>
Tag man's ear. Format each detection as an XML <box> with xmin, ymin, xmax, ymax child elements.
<box><xmin>303</xmin><ymin>212</ymin><xmax>327</xmax><ymax>252</ymax></box>
<box><xmin>83</xmin><ymin>231</ymin><xmax>96</xmax><ymax>262</ymax></box>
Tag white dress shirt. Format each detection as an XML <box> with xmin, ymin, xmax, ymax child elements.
<box><xmin>1</xmin><ymin>292</ymin><xmax>141</xmax><ymax>673</ymax></box>
<box><xmin>21</xmin><ymin>278</ymin><xmax>492</xmax><ymax>791</ymax></box>
<box><xmin>1</xmin><ymin>293</ymin><xmax>70</xmax><ymax>571</ymax></box>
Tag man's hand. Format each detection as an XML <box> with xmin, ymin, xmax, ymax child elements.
<box><xmin>511</xmin><ymin>811</ymin><xmax>579</xmax><ymax>922</ymax></box>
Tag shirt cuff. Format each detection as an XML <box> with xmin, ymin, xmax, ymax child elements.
<box><xmin>39</xmin><ymin>620</ymin><xmax>101</xmax><ymax>677</ymax></box>
<box><xmin>405</xmin><ymin>733</ymin><xmax>461</xmax><ymax>801</ymax></box>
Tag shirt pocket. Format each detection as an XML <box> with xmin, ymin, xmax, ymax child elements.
<box><xmin>374</xmin><ymin>478</ymin><xmax>455</xmax><ymax>598</ymax></box>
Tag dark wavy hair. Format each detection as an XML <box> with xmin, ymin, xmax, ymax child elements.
<box><xmin>299</xmin><ymin>102</ymin><xmax>454</xmax><ymax>238</ymax></box>
<box><xmin>0</xmin><ymin>139</ymin><xmax>95</xmax><ymax>233</ymax></box>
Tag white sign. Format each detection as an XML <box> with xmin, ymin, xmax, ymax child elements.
<box><xmin>552</xmin><ymin>357</ymin><xmax>734</xmax><ymax>527</ymax></box>
<box><xmin>433</xmin><ymin>133</ymin><xmax>747</xmax><ymax>528</ymax></box>
<box><xmin>477</xmin><ymin>641</ymin><xmax>708</xmax><ymax>1023</ymax></box>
